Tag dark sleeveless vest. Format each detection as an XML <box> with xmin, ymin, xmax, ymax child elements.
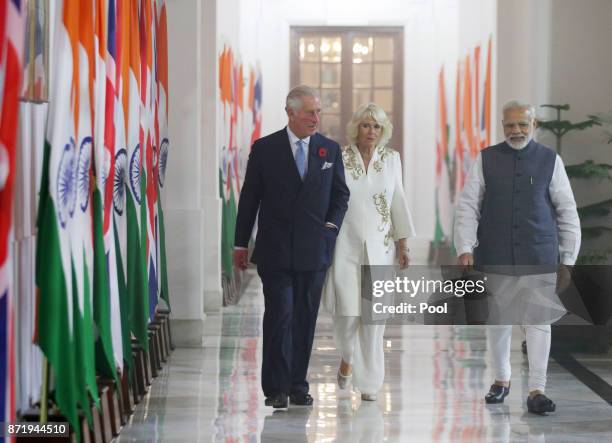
<box><xmin>474</xmin><ymin>140</ymin><xmax>558</xmax><ymax>274</ymax></box>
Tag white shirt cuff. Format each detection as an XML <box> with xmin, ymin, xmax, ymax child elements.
<box><xmin>456</xmin><ymin>245</ymin><xmax>474</xmax><ymax>256</ymax></box>
<box><xmin>560</xmin><ymin>254</ymin><xmax>575</xmax><ymax>266</ymax></box>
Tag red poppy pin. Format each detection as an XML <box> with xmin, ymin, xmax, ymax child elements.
<box><xmin>318</xmin><ymin>147</ymin><xmax>327</xmax><ymax>158</ymax></box>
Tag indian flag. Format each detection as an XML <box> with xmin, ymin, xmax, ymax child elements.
<box><xmin>140</xmin><ymin>0</ymin><xmax>158</xmax><ymax>320</ymax></box>
<box><xmin>92</xmin><ymin>0</ymin><xmax>120</xmax><ymax>383</ymax></box>
<box><xmin>218</xmin><ymin>47</ymin><xmax>237</xmax><ymax>280</ymax></box>
<box><xmin>155</xmin><ymin>0</ymin><xmax>169</xmax><ymax>306</ymax></box>
<box><xmin>434</xmin><ymin>67</ymin><xmax>452</xmax><ymax>246</ymax></box>
<box><xmin>35</xmin><ymin>0</ymin><xmax>87</xmax><ymax>437</ymax></box>
<box><xmin>115</xmin><ymin>0</ymin><xmax>133</xmax><ymax>369</ymax></box>
<box><xmin>74</xmin><ymin>0</ymin><xmax>100</xmax><ymax>415</ymax></box>
<box><xmin>126</xmin><ymin>0</ymin><xmax>148</xmax><ymax>348</ymax></box>
<box><xmin>101</xmin><ymin>0</ymin><xmax>125</xmax><ymax>375</ymax></box>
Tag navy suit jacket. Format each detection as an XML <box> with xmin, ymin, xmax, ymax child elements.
<box><xmin>234</xmin><ymin>128</ymin><xmax>350</xmax><ymax>271</ymax></box>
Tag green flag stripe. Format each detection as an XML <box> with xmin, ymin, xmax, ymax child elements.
<box><xmin>126</xmin><ymin>190</ymin><xmax>148</xmax><ymax>349</ymax></box>
<box><xmin>92</xmin><ymin>187</ymin><xmax>119</xmax><ymax>384</ymax></box>
<box><xmin>73</xmin><ymin>254</ymin><xmax>100</xmax><ymax>420</ymax></box>
<box><xmin>36</xmin><ymin>142</ymin><xmax>81</xmax><ymax>440</ymax></box>
<box><xmin>113</xmin><ymin>220</ymin><xmax>134</xmax><ymax>373</ymax></box>
<box><xmin>156</xmin><ymin>186</ymin><xmax>170</xmax><ymax>306</ymax></box>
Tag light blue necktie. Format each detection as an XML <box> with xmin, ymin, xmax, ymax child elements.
<box><xmin>295</xmin><ymin>140</ymin><xmax>307</xmax><ymax>180</ymax></box>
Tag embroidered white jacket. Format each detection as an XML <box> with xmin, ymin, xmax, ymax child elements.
<box><xmin>322</xmin><ymin>144</ymin><xmax>415</xmax><ymax>316</ymax></box>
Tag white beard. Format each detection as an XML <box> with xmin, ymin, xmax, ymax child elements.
<box><xmin>506</xmin><ymin>132</ymin><xmax>533</xmax><ymax>150</ymax></box>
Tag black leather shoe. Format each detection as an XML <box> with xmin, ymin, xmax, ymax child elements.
<box><xmin>485</xmin><ymin>384</ymin><xmax>510</xmax><ymax>404</ymax></box>
<box><xmin>527</xmin><ymin>393</ymin><xmax>556</xmax><ymax>415</ymax></box>
<box><xmin>289</xmin><ymin>392</ymin><xmax>313</xmax><ymax>406</ymax></box>
<box><xmin>265</xmin><ymin>393</ymin><xmax>288</xmax><ymax>408</ymax></box>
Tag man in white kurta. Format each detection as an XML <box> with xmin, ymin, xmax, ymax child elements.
<box><xmin>454</xmin><ymin>100</ymin><xmax>581</xmax><ymax>414</ymax></box>
<box><xmin>323</xmin><ymin>142</ymin><xmax>415</xmax><ymax>397</ymax></box>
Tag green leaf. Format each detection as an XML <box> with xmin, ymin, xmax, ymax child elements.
<box><xmin>576</xmin><ymin>250</ymin><xmax>612</xmax><ymax>265</ymax></box>
<box><xmin>541</xmin><ymin>104</ymin><xmax>570</xmax><ymax>111</ymax></box>
<box><xmin>588</xmin><ymin>112</ymin><xmax>612</xmax><ymax>124</ymax></box>
<box><xmin>581</xmin><ymin>226</ymin><xmax>612</xmax><ymax>240</ymax></box>
<box><xmin>588</xmin><ymin>113</ymin><xmax>612</xmax><ymax>143</ymax></box>
<box><xmin>566</xmin><ymin>160</ymin><xmax>612</xmax><ymax>181</ymax></box>
<box><xmin>578</xmin><ymin>198</ymin><xmax>612</xmax><ymax>219</ymax></box>
<box><xmin>538</xmin><ymin>119</ymin><xmax>600</xmax><ymax>132</ymax></box>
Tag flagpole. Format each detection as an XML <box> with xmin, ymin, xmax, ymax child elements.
<box><xmin>40</xmin><ymin>357</ymin><xmax>49</xmax><ymax>423</ymax></box>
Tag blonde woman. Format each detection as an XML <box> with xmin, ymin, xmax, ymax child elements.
<box><xmin>322</xmin><ymin>103</ymin><xmax>415</xmax><ymax>401</ymax></box>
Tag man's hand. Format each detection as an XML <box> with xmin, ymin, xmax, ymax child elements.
<box><xmin>233</xmin><ymin>249</ymin><xmax>249</xmax><ymax>271</ymax></box>
<box><xmin>556</xmin><ymin>264</ymin><xmax>572</xmax><ymax>294</ymax></box>
<box><xmin>458</xmin><ymin>253</ymin><xmax>474</xmax><ymax>267</ymax></box>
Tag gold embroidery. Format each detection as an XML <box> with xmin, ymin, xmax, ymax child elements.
<box><xmin>342</xmin><ymin>146</ymin><xmax>364</xmax><ymax>180</ymax></box>
<box><xmin>384</xmin><ymin>225</ymin><xmax>394</xmax><ymax>251</ymax></box>
<box><xmin>373</xmin><ymin>191</ymin><xmax>390</xmax><ymax>230</ymax></box>
<box><xmin>372</xmin><ymin>145</ymin><xmax>394</xmax><ymax>173</ymax></box>
<box><xmin>373</xmin><ymin>190</ymin><xmax>394</xmax><ymax>253</ymax></box>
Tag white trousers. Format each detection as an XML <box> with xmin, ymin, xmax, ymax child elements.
<box><xmin>334</xmin><ymin>316</ymin><xmax>385</xmax><ymax>395</ymax></box>
<box><xmin>487</xmin><ymin>325</ymin><xmax>551</xmax><ymax>392</ymax></box>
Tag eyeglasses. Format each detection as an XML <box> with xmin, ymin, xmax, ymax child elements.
<box><xmin>360</xmin><ymin>123</ymin><xmax>382</xmax><ymax>130</ymax></box>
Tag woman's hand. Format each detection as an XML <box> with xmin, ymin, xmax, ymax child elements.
<box><xmin>396</xmin><ymin>238</ymin><xmax>410</xmax><ymax>269</ymax></box>
<box><xmin>397</xmin><ymin>249</ymin><xmax>410</xmax><ymax>269</ymax></box>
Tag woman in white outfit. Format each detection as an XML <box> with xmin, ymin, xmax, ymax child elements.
<box><xmin>322</xmin><ymin>103</ymin><xmax>415</xmax><ymax>401</ymax></box>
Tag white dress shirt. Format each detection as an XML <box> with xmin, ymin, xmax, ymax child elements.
<box><xmin>454</xmin><ymin>151</ymin><xmax>581</xmax><ymax>265</ymax></box>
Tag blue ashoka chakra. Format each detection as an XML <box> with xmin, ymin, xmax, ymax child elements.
<box><xmin>113</xmin><ymin>149</ymin><xmax>127</xmax><ymax>216</ymax></box>
<box><xmin>78</xmin><ymin>137</ymin><xmax>92</xmax><ymax>212</ymax></box>
<box><xmin>129</xmin><ymin>144</ymin><xmax>141</xmax><ymax>204</ymax></box>
<box><xmin>57</xmin><ymin>138</ymin><xmax>77</xmax><ymax>229</ymax></box>
<box><xmin>159</xmin><ymin>138</ymin><xmax>169</xmax><ymax>188</ymax></box>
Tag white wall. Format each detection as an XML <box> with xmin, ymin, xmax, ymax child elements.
<box><xmin>496</xmin><ymin>0</ymin><xmax>552</xmax><ymax>141</ymax></box>
<box><xmin>459</xmin><ymin>0</ymin><xmax>497</xmax><ymax>131</ymax></box>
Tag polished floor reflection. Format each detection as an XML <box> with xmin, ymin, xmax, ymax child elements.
<box><xmin>117</xmin><ymin>273</ymin><xmax>612</xmax><ymax>442</ymax></box>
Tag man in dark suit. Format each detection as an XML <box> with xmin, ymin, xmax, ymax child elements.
<box><xmin>234</xmin><ymin>85</ymin><xmax>350</xmax><ymax>408</ymax></box>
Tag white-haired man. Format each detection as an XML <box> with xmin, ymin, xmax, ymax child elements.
<box><xmin>454</xmin><ymin>100</ymin><xmax>581</xmax><ymax>414</ymax></box>
<box><xmin>234</xmin><ymin>85</ymin><xmax>349</xmax><ymax>408</ymax></box>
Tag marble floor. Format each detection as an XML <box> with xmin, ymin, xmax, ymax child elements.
<box><xmin>117</xmin><ymin>273</ymin><xmax>612</xmax><ymax>443</ymax></box>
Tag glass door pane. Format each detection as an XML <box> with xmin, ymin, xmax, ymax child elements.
<box><xmin>292</xmin><ymin>27</ymin><xmax>402</xmax><ymax>154</ymax></box>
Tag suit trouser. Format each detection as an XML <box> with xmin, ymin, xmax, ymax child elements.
<box><xmin>257</xmin><ymin>267</ymin><xmax>326</xmax><ymax>397</ymax></box>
